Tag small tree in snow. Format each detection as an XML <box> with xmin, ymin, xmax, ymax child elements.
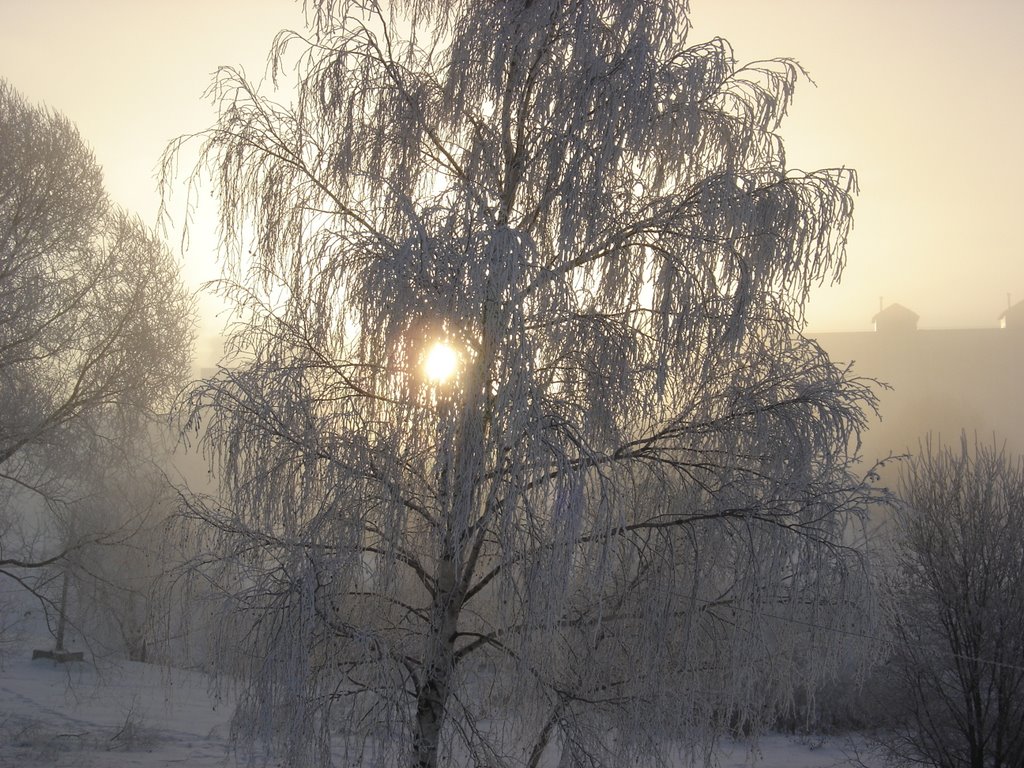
<box><xmin>168</xmin><ymin>2</ymin><xmax>880</xmax><ymax>765</ymax></box>
<box><xmin>886</xmin><ymin>437</ymin><xmax>1024</xmax><ymax>768</ymax></box>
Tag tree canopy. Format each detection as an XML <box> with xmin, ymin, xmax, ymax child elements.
<box><xmin>0</xmin><ymin>78</ymin><xmax>194</xmax><ymax>595</ymax></box>
<box><xmin>168</xmin><ymin>2</ymin><xmax>881</xmax><ymax>766</ymax></box>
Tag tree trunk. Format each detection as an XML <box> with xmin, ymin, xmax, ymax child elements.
<box><xmin>413</xmin><ymin>666</ymin><xmax>452</xmax><ymax>768</ymax></box>
<box><xmin>54</xmin><ymin>567</ymin><xmax>70</xmax><ymax>652</ymax></box>
<box><xmin>411</xmin><ymin>296</ymin><xmax>495</xmax><ymax>767</ymax></box>
<box><xmin>412</xmin><ymin>557</ymin><xmax>462</xmax><ymax>768</ymax></box>
<box><xmin>526</xmin><ymin>705</ymin><xmax>564</xmax><ymax>768</ymax></box>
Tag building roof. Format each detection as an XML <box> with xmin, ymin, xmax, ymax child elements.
<box><xmin>999</xmin><ymin>299</ymin><xmax>1024</xmax><ymax>329</ymax></box>
<box><xmin>872</xmin><ymin>302</ymin><xmax>919</xmax><ymax>332</ymax></box>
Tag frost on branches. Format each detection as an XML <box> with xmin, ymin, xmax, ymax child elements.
<box><xmin>166</xmin><ymin>1</ymin><xmax>881</xmax><ymax>766</ymax></box>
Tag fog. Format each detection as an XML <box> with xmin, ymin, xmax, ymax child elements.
<box><xmin>2</xmin><ymin>0</ymin><xmax>1022</xmax><ymax>353</ymax></box>
<box><xmin>814</xmin><ymin>306</ymin><xmax>1024</xmax><ymax>480</ymax></box>
<box><xmin>5</xmin><ymin>3</ymin><xmax>1024</xmax><ymax>767</ymax></box>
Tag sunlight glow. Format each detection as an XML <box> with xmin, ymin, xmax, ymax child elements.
<box><xmin>423</xmin><ymin>341</ymin><xmax>459</xmax><ymax>384</ymax></box>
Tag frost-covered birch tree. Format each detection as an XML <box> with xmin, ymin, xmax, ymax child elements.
<box><xmin>168</xmin><ymin>2</ymin><xmax>880</xmax><ymax>765</ymax></box>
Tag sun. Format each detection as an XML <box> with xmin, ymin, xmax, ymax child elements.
<box><xmin>423</xmin><ymin>341</ymin><xmax>459</xmax><ymax>384</ymax></box>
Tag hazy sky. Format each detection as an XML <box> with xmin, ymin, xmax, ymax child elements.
<box><xmin>2</xmin><ymin>0</ymin><xmax>1022</xmax><ymax>342</ymax></box>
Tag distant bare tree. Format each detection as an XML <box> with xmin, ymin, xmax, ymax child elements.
<box><xmin>167</xmin><ymin>2</ymin><xmax>881</xmax><ymax>766</ymax></box>
<box><xmin>0</xmin><ymin>79</ymin><xmax>194</xmax><ymax>625</ymax></box>
<box><xmin>61</xmin><ymin>444</ymin><xmax>186</xmax><ymax>662</ymax></box>
<box><xmin>887</xmin><ymin>437</ymin><xmax>1024</xmax><ymax>768</ymax></box>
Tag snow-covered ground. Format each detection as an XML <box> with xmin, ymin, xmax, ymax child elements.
<box><xmin>0</xmin><ymin>647</ymin><xmax>232</xmax><ymax>767</ymax></box>
<box><xmin>0</xmin><ymin>638</ymin><xmax>881</xmax><ymax>767</ymax></box>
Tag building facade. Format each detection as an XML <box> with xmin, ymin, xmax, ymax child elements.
<box><xmin>813</xmin><ymin>302</ymin><xmax>1024</xmax><ymax>475</ymax></box>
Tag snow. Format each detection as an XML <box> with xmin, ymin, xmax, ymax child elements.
<box><xmin>0</xmin><ymin>639</ymin><xmax>882</xmax><ymax>768</ymax></box>
<box><xmin>715</xmin><ymin>737</ymin><xmax>877</xmax><ymax>768</ymax></box>
<box><xmin>0</xmin><ymin>645</ymin><xmax>233</xmax><ymax>767</ymax></box>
